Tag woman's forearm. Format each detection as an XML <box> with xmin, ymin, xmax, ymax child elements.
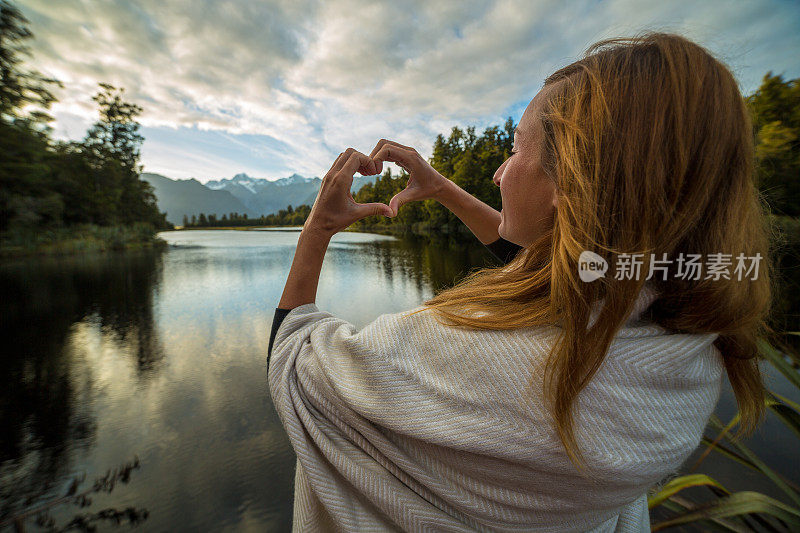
<box><xmin>434</xmin><ymin>178</ymin><xmax>502</xmax><ymax>245</ymax></box>
<box><xmin>277</xmin><ymin>228</ymin><xmax>332</xmax><ymax>310</ymax></box>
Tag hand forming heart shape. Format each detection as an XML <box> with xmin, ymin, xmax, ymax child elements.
<box><xmin>304</xmin><ymin>140</ymin><xmax>450</xmax><ymax>238</ymax></box>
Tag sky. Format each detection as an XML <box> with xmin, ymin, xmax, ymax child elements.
<box><xmin>16</xmin><ymin>0</ymin><xmax>800</xmax><ymax>183</ymax></box>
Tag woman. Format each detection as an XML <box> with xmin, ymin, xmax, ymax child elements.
<box><xmin>267</xmin><ymin>31</ymin><xmax>773</xmax><ymax>532</ymax></box>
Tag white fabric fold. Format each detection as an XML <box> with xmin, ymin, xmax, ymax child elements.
<box><xmin>268</xmin><ymin>285</ymin><xmax>723</xmax><ymax>532</ymax></box>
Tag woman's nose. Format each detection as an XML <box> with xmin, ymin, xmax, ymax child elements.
<box><xmin>493</xmin><ymin>164</ymin><xmax>504</xmax><ymax>187</ymax></box>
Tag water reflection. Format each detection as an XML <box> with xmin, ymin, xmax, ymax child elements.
<box><xmin>0</xmin><ymin>230</ymin><xmax>500</xmax><ymax>530</ymax></box>
<box><xmin>3</xmin><ymin>229</ymin><xmax>793</xmax><ymax>530</ymax></box>
<box><xmin>0</xmin><ymin>250</ymin><xmax>164</xmax><ymax>522</ymax></box>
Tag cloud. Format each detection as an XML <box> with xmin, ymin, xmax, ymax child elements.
<box><xmin>15</xmin><ymin>0</ymin><xmax>800</xmax><ymax>181</ymax></box>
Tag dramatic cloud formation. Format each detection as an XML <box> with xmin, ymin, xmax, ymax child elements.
<box><xmin>17</xmin><ymin>0</ymin><xmax>800</xmax><ymax>181</ymax></box>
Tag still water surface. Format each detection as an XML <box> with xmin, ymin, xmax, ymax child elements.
<box><xmin>1</xmin><ymin>229</ymin><xmax>798</xmax><ymax>531</ymax></box>
<box><xmin>0</xmin><ymin>229</ymin><xmax>495</xmax><ymax>530</ymax></box>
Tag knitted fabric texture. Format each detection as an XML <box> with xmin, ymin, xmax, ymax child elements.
<box><xmin>268</xmin><ymin>284</ymin><xmax>723</xmax><ymax>532</ymax></box>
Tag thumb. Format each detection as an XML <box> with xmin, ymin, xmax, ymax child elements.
<box><xmin>356</xmin><ymin>202</ymin><xmax>394</xmax><ymax>219</ymax></box>
<box><xmin>389</xmin><ymin>189</ymin><xmax>416</xmax><ymax>217</ymax></box>
<box><xmin>370</xmin><ymin>157</ymin><xmax>382</xmax><ymax>175</ymax></box>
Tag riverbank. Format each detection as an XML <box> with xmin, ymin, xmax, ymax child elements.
<box><xmin>175</xmin><ymin>221</ymin><xmax>476</xmax><ymax>242</ymax></box>
<box><xmin>350</xmin><ymin>221</ymin><xmax>474</xmax><ymax>240</ymax></box>
<box><xmin>0</xmin><ymin>224</ymin><xmax>168</xmax><ymax>258</ymax></box>
<box><xmin>170</xmin><ymin>214</ymin><xmax>800</xmax><ymax>249</ymax></box>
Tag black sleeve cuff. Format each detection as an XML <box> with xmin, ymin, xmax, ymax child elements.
<box><xmin>485</xmin><ymin>237</ymin><xmax>523</xmax><ymax>265</ymax></box>
<box><xmin>268</xmin><ymin>307</ymin><xmax>293</xmax><ymax>368</ymax></box>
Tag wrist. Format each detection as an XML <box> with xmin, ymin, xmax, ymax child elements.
<box><xmin>300</xmin><ymin>224</ymin><xmax>334</xmax><ymax>243</ymax></box>
<box><xmin>432</xmin><ymin>177</ymin><xmax>454</xmax><ymax>203</ymax></box>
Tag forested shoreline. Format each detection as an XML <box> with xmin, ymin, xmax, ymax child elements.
<box><xmin>180</xmin><ymin>72</ymin><xmax>800</xmax><ymax>337</ymax></box>
<box><xmin>0</xmin><ymin>1</ymin><xmax>171</xmax><ymax>257</ymax></box>
<box><xmin>2</xmin><ymin>0</ymin><xmax>797</xmax><ymax>266</ymax></box>
<box><xmin>182</xmin><ymin>120</ymin><xmax>512</xmax><ymax>239</ymax></box>
<box><xmin>185</xmin><ymin>71</ymin><xmax>800</xmax><ymax>246</ymax></box>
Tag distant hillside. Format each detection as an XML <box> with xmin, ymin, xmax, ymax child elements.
<box><xmin>142</xmin><ymin>172</ymin><xmax>382</xmax><ymax>225</ymax></box>
<box><xmin>141</xmin><ymin>173</ymin><xmax>255</xmax><ymax>225</ymax></box>
<box><xmin>205</xmin><ymin>172</ymin><xmax>380</xmax><ymax>215</ymax></box>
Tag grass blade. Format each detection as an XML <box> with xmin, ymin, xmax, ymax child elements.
<box><xmin>765</xmin><ymin>392</ymin><xmax>800</xmax><ymax>440</ymax></box>
<box><xmin>651</xmin><ymin>491</ymin><xmax>800</xmax><ymax>531</ymax></box>
<box><xmin>758</xmin><ymin>339</ymin><xmax>800</xmax><ymax>390</ymax></box>
<box><xmin>648</xmin><ymin>474</ymin><xmax>730</xmax><ymax>508</ymax></box>
<box><xmin>691</xmin><ymin>413</ymin><xmax>741</xmax><ymax>472</ymax></box>
<box><xmin>709</xmin><ymin>417</ymin><xmax>800</xmax><ymax>506</ymax></box>
<box><xmin>769</xmin><ymin>389</ymin><xmax>800</xmax><ymax>414</ymax></box>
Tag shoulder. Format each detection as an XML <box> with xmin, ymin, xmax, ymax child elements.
<box><xmin>270</xmin><ymin>302</ymin><xmax>559</xmax><ymax>397</ymax></box>
<box><xmin>608</xmin><ymin>325</ymin><xmax>723</xmax><ymax>381</ymax></box>
<box><xmin>272</xmin><ymin>303</ymin><xmax>433</xmax><ymax>354</ymax></box>
<box><xmin>270</xmin><ymin>303</ymin><xmax>444</xmax><ymax>386</ymax></box>
<box><xmin>274</xmin><ymin>302</ymin><xmax>480</xmax><ymax>348</ymax></box>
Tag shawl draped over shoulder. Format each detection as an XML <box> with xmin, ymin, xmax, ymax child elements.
<box><xmin>267</xmin><ymin>283</ymin><xmax>723</xmax><ymax>532</ymax></box>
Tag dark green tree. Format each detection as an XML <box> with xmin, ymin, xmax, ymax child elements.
<box><xmin>0</xmin><ymin>0</ymin><xmax>63</xmax><ymax>232</ymax></box>
<box><xmin>83</xmin><ymin>83</ymin><xmax>143</xmax><ymax>171</ymax></box>
<box><xmin>0</xmin><ymin>0</ymin><xmax>61</xmax><ymax>125</ymax></box>
<box><xmin>81</xmin><ymin>83</ymin><xmax>166</xmax><ymax>227</ymax></box>
<box><xmin>746</xmin><ymin>72</ymin><xmax>800</xmax><ymax>216</ymax></box>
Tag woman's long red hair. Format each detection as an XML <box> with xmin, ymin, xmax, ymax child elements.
<box><xmin>404</xmin><ymin>31</ymin><xmax>775</xmax><ymax>472</ymax></box>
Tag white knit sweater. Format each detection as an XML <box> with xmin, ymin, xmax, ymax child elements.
<box><xmin>268</xmin><ymin>284</ymin><xmax>724</xmax><ymax>532</ymax></box>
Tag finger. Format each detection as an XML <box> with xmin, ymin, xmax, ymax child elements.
<box><xmin>369</xmin><ymin>140</ymin><xmax>417</xmax><ymax>174</ymax></box>
<box><xmin>352</xmin><ymin>150</ymin><xmax>379</xmax><ymax>176</ymax></box>
<box><xmin>389</xmin><ymin>140</ymin><xmax>416</xmax><ymax>152</ymax></box>
<box><xmin>369</xmin><ymin>138</ymin><xmax>416</xmax><ymax>159</ymax></box>
<box><xmin>388</xmin><ymin>188</ymin><xmax>420</xmax><ymax>217</ymax></box>
<box><xmin>360</xmin><ymin>157</ymin><xmax>379</xmax><ymax>176</ymax></box>
<box><xmin>330</xmin><ymin>148</ymin><xmax>378</xmax><ymax>179</ymax></box>
<box><xmin>328</xmin><ymin>148</ymin><xmax>356</xmax><ymax>177</ymax></box>
<box><xmin>338</xmin><ymin>151</ymin><xmax>374</xmax><ymax>182</ymax></box>
<box><xmin>326</xmin><ymin>151</ymin><xmax>349</xmax><ymax>177</ymax></box>
<box><xmin>372</xmin><ymin>144</ymin><xmax>416</xmax><ymax>174</ymax></box>
<box><xmin>369</xmin><ymin>140</ymin><xmax>396</xmax><ymax>174</ymax></box>
<box><xmin>368</xmin><ymin>139</ymin><xmax>387</xmax><ymax>159</ymax></box>
<box><xmin>355</xmin><ymin>202</ymin><xmax>393</xmax><ymax>219</ymax></box>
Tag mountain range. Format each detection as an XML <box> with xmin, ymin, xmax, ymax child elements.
<box><xmin>142</xmin><ymin>172</ymin><xmax>379</xmax><ymax>225</ymax></box>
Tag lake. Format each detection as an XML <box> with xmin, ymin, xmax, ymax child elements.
<box><xmin>1</xmin><ymin>228</ymin><xmax>798</xmax><ymax>530</ymax></box>
<box><xmin>0</xmin><ymin>229</ymin><xmax>495</xmax><ymax>531</ymax></box>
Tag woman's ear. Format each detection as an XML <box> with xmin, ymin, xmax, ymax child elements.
<box><xmin>552</xmin><ymin>191</ymin><xmax>558</xmax><ymax>208</ymax></box>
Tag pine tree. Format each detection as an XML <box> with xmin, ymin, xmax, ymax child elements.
<box><xmin>83</xmin><ymin>83</ymin><xmax>143</xmax><ymax>171</ymax></box>
<box><xmin>80</xmin><ymin>83</ymin><xmax>167</xmax><ymax>227</ymax></box>
<box><xmin>746</xmin><ymin>73</ymin><xmax>800</xmax><ymax>216</ymax></box>
<box><xmin>0</xmin><ymin>1</ymin><xmax>61</xmax><ymax>124</ymax></box>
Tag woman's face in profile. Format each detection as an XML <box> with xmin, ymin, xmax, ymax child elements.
<box><xmin>493</xmin><ymin>83</ymin><xmax>559</xmax><ymax>248</ymax></box>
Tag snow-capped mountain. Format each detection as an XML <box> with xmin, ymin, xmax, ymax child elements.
<box><xmin>205</xmin><ymin>173</ymin><xmax>267</xmax><ymax>194</ymax></box>
<box><xmin>142</xmin><ymin>173</ymin><xmax>255</xmax><ymax>225</ymax></box>
<box><xmin>203</xmin><ymin>172</ymin><xmax>380</xmax><ymax>216</ymax></box>
<box><xmin>206</xmin><ymin>172</ymin><xmax>313</xmax><ymax>191</ymax></box>
<box><xmin>273</xmin><ymin>173</ymin><xmax>316</xmax><ymax>187</ymax></box>
<box><xmin>143</xmin><ymin>171</ymin><xmax>383</xmax><ymax>224</ymax></box>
